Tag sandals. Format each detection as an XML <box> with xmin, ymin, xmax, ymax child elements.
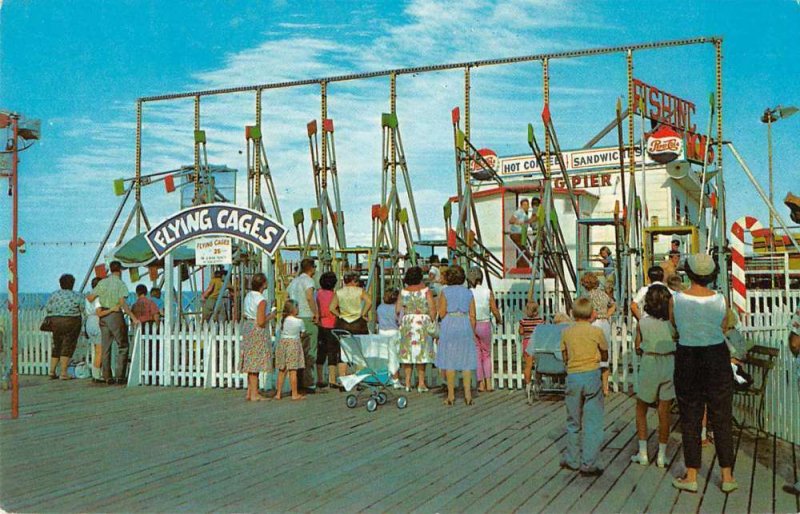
<box><xmin>672</xmin><ymin>477</ymin><xmax>698</xmax><ymax>493</ymax></box>
<box><xmin>443</xmin><ymin>398</ymin><xmax>454</xmax><ymax>406</ymax></box>
<box><xmin>464</xmin><ymin>397</ymin><xmax>474</xmax><ymax>406</ymax></box>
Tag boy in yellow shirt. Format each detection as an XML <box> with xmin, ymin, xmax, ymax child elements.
<box><xmin>560</xmin><ymin>297</ymin><xmax>608</xmax><ymax>476</ymax></box>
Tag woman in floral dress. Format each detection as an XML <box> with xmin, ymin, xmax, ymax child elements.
<box><xmin>241</xmin><ymin>273</ymin><xmax>276</xmax><ymax>401</ymax></box>
<box><xmin>396</xmin><ymin>266</ymin><xmax>437</xmax><ymax>392</ymax></box>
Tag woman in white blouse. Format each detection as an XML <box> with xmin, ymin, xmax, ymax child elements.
<box><xmin>241</xmin><ymin>273</ymin><xmax>276</xmax><ymax>401</ymax></box>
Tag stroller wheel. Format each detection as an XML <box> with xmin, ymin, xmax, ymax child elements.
<box><xmin>345</xmin><ymin>394</ymin><xmax>358</xmax><ymax>408</ymax></box>
<box><xmin>396</xmin><ymin>396</ymin><xmax>408</xmax><ymax>409</ymax></box>
<box><xmin>366</xmin><ymin>398</ymin><xmax>378</xmax><ymax>412</ymax></box>
<box><xmin>376</xmin><ymin>392</ymin><xmax>388</xmax><ymax>405</ymax></box>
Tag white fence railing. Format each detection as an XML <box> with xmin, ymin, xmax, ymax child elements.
<box><xmin>4</xmin><ymin>308</ymin><xmax>115</xmax><ymax>377</ymax></box>
<box><xmin>5</xmin><ymin>295</ymin><xmax>798</xmax><ymax>444</ymax></box>
<box><xmin>739</xmin><ymin>310</ymin><xmax>799</xmax><ymax>445</ymax></box>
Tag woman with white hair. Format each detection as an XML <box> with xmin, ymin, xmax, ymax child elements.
<box><xmin>466</xmin><ymin>267</ymin><xmax>501</xmax><ymax>392</ymax></box>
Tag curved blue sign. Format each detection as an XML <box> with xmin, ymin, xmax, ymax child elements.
<box><xmin>145</xmin><ymin>203</ymin><xmax>287</xmax><ymax>259</ymax></box>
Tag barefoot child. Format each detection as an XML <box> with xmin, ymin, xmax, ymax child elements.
<box><xmin>519</xmin><ymin>301</ymin><xmax>544</xmax><ymax>397</ymax></box>
<box><xmin>631</xmin><ymin>285</ymin><xmax>676</xmax><ymax>468</ymax></box>
<box><xmin>560</xmin><ymin>297</ymin><xmax>608</xmax><ymax>476</ymax></box>
<box><xmin>275</xmin><ymin>300</ymin><xmax>306</xmax><ymax>400</ymax></box>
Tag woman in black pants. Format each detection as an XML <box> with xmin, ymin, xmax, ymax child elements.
<box><xmin>670</xmin><ymin>254</ymin><xmax>737</xmax><ymax>493</ymax></box>
<box><xmin>44</xmin><ymin>274</ymin><xmax>84</xmax><ymax>380</ymax></box>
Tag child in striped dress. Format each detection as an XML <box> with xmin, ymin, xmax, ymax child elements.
<box><xmin>520</xmin><ymin>301</ymin><xmax>544</xmax><ymax>398</ymax></box>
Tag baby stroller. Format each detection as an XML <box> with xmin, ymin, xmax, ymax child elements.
<box><xmin>332</xmin><ymin>329</ymin><xmax>408</xmax><ymax>412</ymax></box>
<box><xmin>527</xmin><ymin>323</ymin><xmax>569</xmax><ymax>402</ymax></box>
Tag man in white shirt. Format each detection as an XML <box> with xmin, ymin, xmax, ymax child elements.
<box><xmin>509</xmin><ymin>199</ymin><xmax>531</xmax><ymax>268</ymax></box>
<box><xmin>287</xmin><ymin>258</ymin><xmax>319</xmax><ymax>393</ymax></box>
<box><xmin>631</xmin><ymin>266</ymin><xmax>669</xmax><ymax>320</ymax></box>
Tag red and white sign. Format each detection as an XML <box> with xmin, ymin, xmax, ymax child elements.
<box><xmin>646</xmin><ymin>125</ymin><xmax>683</xmax><ymax>164</ymax></box>
<box><xmin>471</xmin><ymin>148</ymin><xmax>499</xmax><ymax>181</ymax></box>
<box><xmin>196</xmin><ymin>237</ymin><xmax>233</xmax><ymax>266</ymax></box>
<box><xmin>472</xmin><ymin>148</ymin><xmax>498</xmax><ymax>170</ymax></box>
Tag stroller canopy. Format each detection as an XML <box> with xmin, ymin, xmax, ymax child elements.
<box><xmin>531</xmin><ymin>323</ymin><xmax>572</xmax><ymax>361</ymax></box>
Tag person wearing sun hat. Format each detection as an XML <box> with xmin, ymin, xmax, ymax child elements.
<box><xmin>670</xmin><ymin>253</ymin><xmax>738</xmax><ymax>494</ymax></box>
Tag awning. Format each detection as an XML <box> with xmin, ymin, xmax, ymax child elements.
<box><xmin>113</xmin><ymin>233</ymin><xmax>196</xmax><ymax>267</ymax></box>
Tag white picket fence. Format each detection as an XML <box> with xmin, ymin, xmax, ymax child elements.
<box><xmin>8</xmin><ymin>308</ymin><xmax>114</xmax><ymax>376</ymax></box>
<box><xmin>5</xmin><ymin>293</ymin><xmax>799</xmax><ymax>444</ymax></box>
<box><xmin>738</xmin><ymin>310</ymin><xmax>799</xmax><ymax>445</ymax></box>
<box><xmin>133</xmin><ymin>321</ymin><xmax>283</xmax><ymax>389</ymax></box>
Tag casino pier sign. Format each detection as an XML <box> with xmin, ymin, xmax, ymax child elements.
<box><xmin>145</xmin><ymin>203</ymin><xmax>288</xmax><ymax>259</ymax></box>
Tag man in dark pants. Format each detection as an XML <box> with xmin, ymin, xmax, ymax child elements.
<box><xmin>287</xmin><ymin>258</ymin><xmax>319</xmax><ymax>393</ymax></box>
<box><xmin>87</xmin><ymin>261</ymin><xmax>139</xmax><ymax>384</ymax></box>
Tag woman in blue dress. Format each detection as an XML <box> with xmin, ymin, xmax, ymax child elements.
<box><xmin>435</xmin><ymin>265</ymin><xmax>478</xmax><ymax>405</ymax></box>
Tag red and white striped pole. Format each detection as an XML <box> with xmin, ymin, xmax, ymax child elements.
<box><xmin>730</xmin><ymin>215</ymin><xmax>762</xmax><ymax>315</ymax></box>
<box><xmin>7</xmin><ymin>113</ymin><xmax>20</xmax><ymax>419</ymax></box>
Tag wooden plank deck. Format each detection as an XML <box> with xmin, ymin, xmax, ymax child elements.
<box><xmin>1</xmin><ymin>377</ymin><xmax>798</xmax><ymax>513</ymax></box>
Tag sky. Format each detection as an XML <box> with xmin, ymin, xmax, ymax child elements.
<box><xmin>1</xmin><ymin>0</ymin><xmax>799</xmax><ymax>292</ymax></box>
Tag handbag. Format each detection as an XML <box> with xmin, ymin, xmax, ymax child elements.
<box><xmin>40</xmin><ymin>316</ymin><xmax>55</xmax><ymax>332</ymax></box>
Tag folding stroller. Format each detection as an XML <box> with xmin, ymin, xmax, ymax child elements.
<box><xmin>527</xmin><ymin>323</ymin><xmax>569</xmax><ymax>402</ymax></box>
<box><xmin>332</xmin><ymin>329</ymin><xmax>408</xmax><ymax>412</ymax></box>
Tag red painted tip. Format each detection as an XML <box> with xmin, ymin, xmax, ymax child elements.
<box><xmin>322</xmin><ymin>119</ymin><xmax>334</xmax><ymax>132</ymax></box>
<box><xmin>447</xmin><ymin>229</ymin><xmax>457</xmax><ymax>249</ymax></box>
<box><xmin>306</xmin><ymin>120</ymin><xmax>317</xmax><ymax>137</ymax></box>
<box><xmin>541</xmin><ymin>103</ymin><xmax>551</xmax><ymax>123</ymax></box>
<box><xmin>371</xmin><ymin>204</ymin><xmax>381</xmax><ymax>219</ymax></box>
<box><xmin>451</xmin><ymin>107</ymin><xmax>460</xmax><ymax>124</ymax></box>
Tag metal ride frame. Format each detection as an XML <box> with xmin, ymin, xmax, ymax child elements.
<box><xmin>365</xmin><ymin>71</ymin><xmax>422</xmax><ymax>310</ymax></box>
<box><xmin>127</xmin><ymin>36</ymin><xmax>726</xmax><ymax>316</ymax></box>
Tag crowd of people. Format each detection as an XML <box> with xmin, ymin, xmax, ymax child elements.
<box><xmin>42</xmin><ymin>248</ymin><xmax>800</xmax><ymax>497</ymax></box>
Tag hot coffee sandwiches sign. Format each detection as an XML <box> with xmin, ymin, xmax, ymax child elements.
<box><xmin>145</xmin><ymin>203</ymin><xmax>287</xmax><ymax>259</ymax></box>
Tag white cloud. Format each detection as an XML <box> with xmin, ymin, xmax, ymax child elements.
<box><xmin>41</xmin><ymin>0</ymin><xmax>608</xmax><ymax>266</ymax></box>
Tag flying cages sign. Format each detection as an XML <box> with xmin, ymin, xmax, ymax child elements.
<box><xmin>145</xmin><ymin>204</ymin><xmax>287</xmax><ymax>259</ymax></box>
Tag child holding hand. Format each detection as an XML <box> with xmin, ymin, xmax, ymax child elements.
<box><xmin>275</xmin><ymin>300</ymin><xmax>306</xmax><ymax>401</ymax></box>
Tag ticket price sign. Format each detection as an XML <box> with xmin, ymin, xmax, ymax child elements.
<box><xmin>195</xmin><ymin>237</ymin><xmax>232</xmax><ymax>266</ymax></box>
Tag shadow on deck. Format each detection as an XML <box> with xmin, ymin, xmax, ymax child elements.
<box><xmin>1</xmin><ymin>377</ymin><xmax>798</xmax><ymax>513</ymax></box>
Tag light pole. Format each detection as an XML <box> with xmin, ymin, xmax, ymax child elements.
<box><xmin>0</xmin><ymin>111</ymin><xmax>40</xmax><ymax>419</ymax></box>
<box><xmin>761</xmin><ymin>105</ymin><xmax>798</xmax><ymax>248</ymax></box>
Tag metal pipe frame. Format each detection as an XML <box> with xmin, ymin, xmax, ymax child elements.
<box><xmin>138</xmin><ymin>37</ymin><xmax>719</xmax><ymax>103</ymax></box>
<box><xmin>193</xmin><ymin>95</ymin><xmax>201</xmax><ymax>201</ymax></box>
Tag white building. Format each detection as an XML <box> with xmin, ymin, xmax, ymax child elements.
<box><xmin>454</xmin><ymin>143</ymin><xmax>708</xmax><ymax>292</ymax></box>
